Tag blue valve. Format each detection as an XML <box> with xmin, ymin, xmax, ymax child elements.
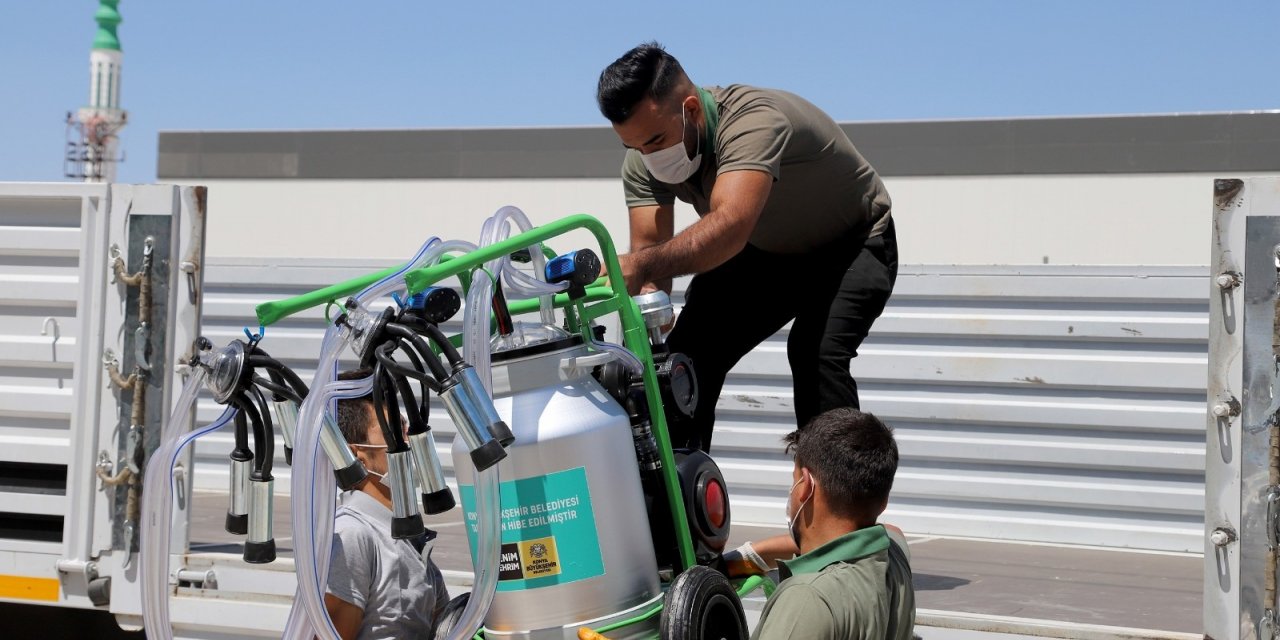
<box><xmin>403</xmin><ymin>287</ymin><xmax>461</xmax><ymax>324</ymax></box>
<box><xmin>545</xmin><ymin>249</ymin><xmax>602</xmax><ymax>299</ymax></box>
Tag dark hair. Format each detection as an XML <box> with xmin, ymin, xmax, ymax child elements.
<box><xmin>597</xmin><ymin>41</ymin><xmax>687</xmax><ymax>124</ymax></box>
<box><xmin>784</xmin><ymin>408</ymin><xmax>898</xmax><ymax>521</ymax></box>
<box><xmin>335</xmin><ymin>368</ymin><xmax>374</xmax><ymax>445</ymax></box>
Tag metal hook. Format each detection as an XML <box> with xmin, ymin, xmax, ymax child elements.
<box><xmin>180</xmin><ymin>261</ymin><xmax>198</xmax><ymax>305</ymax></box>
<box><xmin>41</xmin><ymin>317</ymin><xmax>60</xmax><ymax>341</ymax></box>
<box><xmin>121</xmin><ymin>523</ymin><xmax>135</xmax><ymax>570</ymax></box>
<box><xmin>135</xmin><ymin>323</ymin><xmax>151</xmax><ymax>371</ymax></box>
<box><xmin>96</xmin><ymin>451</ymin><xmax>114</xmax><ymax>477</ymax></box>
<box><xmin>108</xmin><ymin>244</ymin><xmax>121</xmax><ymax>284</ymax></box>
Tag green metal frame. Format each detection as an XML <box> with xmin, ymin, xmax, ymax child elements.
<box><xmin>255</xmin><ymin>213</ymin><xmax>698</xmax><ymax>571</ymax></box>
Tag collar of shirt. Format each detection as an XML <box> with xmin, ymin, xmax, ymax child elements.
<box><xmin>698</xmin><ymin>86</ymin><xmax>720</xmax><ymax>152</ymax></box>
<box><xmin>339</xmin><ymin>490</ymin><xmax>432</xmax><ymax>554</ymax></box>
<box><xmin>778</xmin><ymin>524</ymin><xmax>891</xmax><ymax>580</ymax></box>
<box><xmin>339</xmin><ymin>490</ymin><xmax>393</xmax><ymax>531</ymax></box>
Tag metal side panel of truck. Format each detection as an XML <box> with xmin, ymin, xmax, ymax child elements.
<box><xmin>0</xmin><ymin>182</ymin><xmax>281</xmax><ymax>637</ymax></box>
<box><xmin>5</xmin><ymin>178</ymin><xmax>1280</xmax><ymax>640</ymax></box>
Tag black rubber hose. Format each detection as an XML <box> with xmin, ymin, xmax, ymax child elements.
<box><xmin>248</xmin><ymin>346</ymin><xmax>290</xmax><ymax>403</ymax></box>
<box><xmin>412</xmin><ymin>320</ymin><xmax>465</xmax><ymax>367</ymax></box>
<box><xmin>395</xmin><ymin>343</ymin><xmax>433</xmax><ymax>420</ymax></box>
<box><xmin>231</xmin><ymin>408</ymin><xmax>252</xmax><ymax>461</ymax></box>
<box><xmin>252</xmin><ymin>375</ymin><xmax>302</xmax><ymax>405</ymax></box>
<box><xmin>228</xmin><ymin>394</ymin><xmax>268</xmax><ymax>479</ymax></box>
<box><xmin>370</xmin><ymin>361</ymin><xmax>410</xmax><ymax>453</ymax></box>
<box><xmin>375</xmin><ymin>341</ymin><xmax>442</xmax><ymax>393</ymax></box>
<box><xmin>394</xmin><ymin>340</ymin><xmax>435</xmax><ymax>419</ymax></box>
<box><xmin>379</xmin><ymin>368</ymin><xmax>408</xmax><ymax>450</ymax></box>
<box><xmin>390</xmin><ymin>370</ymin><xmax>429</xmax><ymax>436</ymax></box>
<box><xmin>264</xmin><ymin>367</ymin><xmax>290</xmax><ymax>402</ymax></box>
<box><xmin>247</xmin><ymin>385</ymin><xmax>275</xmax><ymax>479</ymax></box>
<box><xmin>247</xmin><ymin>354</ymin><xmax>309</xmax><ymax>400</ymax></box>
<box><xmin>385</xmin><ymin>324</ymin><xmax>452</xmax><ymax>381</ymax></box>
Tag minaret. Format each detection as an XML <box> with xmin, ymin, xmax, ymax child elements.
<box><xmin>67</xmin><ymin>0</ymin><xmax>127</xmax><ymax>182</ymax></box>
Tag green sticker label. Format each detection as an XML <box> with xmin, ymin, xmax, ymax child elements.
<box><xmin>459</xmin><ymin>466</ymin><xmax>603</xmax><ymax>591</ymax></box>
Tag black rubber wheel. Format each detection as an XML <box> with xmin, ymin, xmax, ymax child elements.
<box><xmin>660</xmin><ymin>565</ymin><xmax>748</xmax><ymax>640</ymax></box>
<box><xmin>433</xmin><ymin>592</ymin><xmax>470</xmax><ymax>640</ymax></box>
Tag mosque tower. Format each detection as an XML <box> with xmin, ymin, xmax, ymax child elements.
<box><xmin>66</xmin><ymin>0</ymin><xmax>127</xmax><ymax>182</ymax></box>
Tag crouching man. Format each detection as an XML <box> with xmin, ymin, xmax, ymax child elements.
<box><xmin>325</xmin><ymin>369</ymin><xmax>449</xmax><ymax>639</ymax></box>
<box><xmin>751</xmin><ymin>408</ymin><xmax>915</xmax><ymax>640</ymax></box>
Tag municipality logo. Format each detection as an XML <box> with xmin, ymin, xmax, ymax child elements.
<box><xmin>530</xmin><ymin>543</ymin><xmax>548</xmax><ymax>559</ymax></box>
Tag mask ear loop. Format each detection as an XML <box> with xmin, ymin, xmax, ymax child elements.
<box><xmin>690</xmin><ymin>100</ymin><xmax>700</xmax><ymax>160</ymax></box>
<box><xmin>680</xmin><ymin>94</ymin><xmax>703</xmax><ymax>161</ymax></box>
<box><xmin>787</xmin><ymin>469</ymin><xmax>816</xmax><ymax>547</ymax></box>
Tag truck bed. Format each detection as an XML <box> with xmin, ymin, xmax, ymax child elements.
<box><xmin>188</xmin><ymin>491</ymin><xmax>1202</xmax><ymax>639</ymax></box>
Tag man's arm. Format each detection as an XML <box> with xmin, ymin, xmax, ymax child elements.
<box><xmin>728</xmin><ymin>524</ymin><xmax>911</xmax><ymax>578</ymax></box>
<box><xmin>324</xmin><ymin>593</ymin><xmax>364</xmax><ymax>640</ymax></box>
<box><xmin>628</xmin><ymin>203</ymin><xmax>675</xmax><ymax>294</ymax></box>
<box><xmin>617</xmin><ymin>170</ymin><xmax>772</xmax><ymax>295</ymax></box>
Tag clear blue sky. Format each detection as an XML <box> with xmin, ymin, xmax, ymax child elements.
<box><xmin>3</xmin><ymin>1</ymin><xmax>1278</xmax><ymax>185</ymax></box>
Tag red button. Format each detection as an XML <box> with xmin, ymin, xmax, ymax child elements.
<box><xmin>704</xmin><ymin>479</ymin><xmax>726</xmax><ymax>529</ymax></box>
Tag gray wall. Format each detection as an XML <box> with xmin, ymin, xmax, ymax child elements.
<box><xmin>158</xmin><ymin>112</ymin><xmax>1280</xmax><ymax>180</ymax></box>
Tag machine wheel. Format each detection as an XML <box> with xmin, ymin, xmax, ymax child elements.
<box><xmin>433</xmin><ymin>592</ymin><xmax>470</xmax><ymax>640</ymax></box>
<box><xmin>660</xmin><ymin>566</ymin><xmax>748</xmax><ymax>640</ymax></box>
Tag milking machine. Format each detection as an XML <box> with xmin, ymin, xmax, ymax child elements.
<box><xmin>141</xmin><ymin>209</ymin><xmax>769</xmax><ymax>640</ymax></box>
<box><xmin>250</xmin><ymin>211</ymin><xmax>772</xmax><ymax>639</ymax></box>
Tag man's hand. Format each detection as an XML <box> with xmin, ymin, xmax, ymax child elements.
<box><xmin>615</xmin><ymin>253</ymin><xmax>649</xmax><ymax>296</ymax></box>
<box><xmin>720</xmin><ymin>541</ymin><xmax>771</xmax><ymax>578</ymax></box>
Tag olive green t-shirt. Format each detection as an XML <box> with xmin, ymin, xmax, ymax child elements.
<box><xmin>621</xmin><ymin>84</ymin><xmax>892</xmax><ymax>254</ymax></box>
<box><xmin>750</xmin><ymin>525</ymin><xmax>915</xmax><ymax>640</ymax></box>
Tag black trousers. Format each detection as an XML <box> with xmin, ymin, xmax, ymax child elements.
<box><xmin>665</xmin><ymin>219</ymin><xmax>898</xmax><ymax>451</ymax></box>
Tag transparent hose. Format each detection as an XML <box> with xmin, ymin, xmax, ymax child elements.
<box><xmin>456</xmin><ymin>464</ymin><xmax>501</xmax><ymax>639</ymax></box>
<box><xmin>482</xmin><ymin>206</ymin><xmax>559</xmax><ymax>325</ymax></box>
<box><xmin>442</xmin><ymin>209</ymin><xmax>520</xmax><ymax>640</ymax></box>
<box><xmin>465</xmin><ymin>270</ymin><xmax>497</xmax><ymax>393</ymax></box>
<box><xmin>283</xmin><ymin>236</ymin><xmax>475</xmax><ymax>640</ymax></box>
<box><xmin>140</xmin><ymin>367</ymin><xmax>236</xmax><ymax>640</ymax></box>
<box><xmin>283</xmin><ymin>377</ymin><xmax>374</xmax><ymax>640</ymax></box>
<box><xmin>583</xmin><ymin>325</ymin><xmax>645</xmax><ymax>376</ymax></box>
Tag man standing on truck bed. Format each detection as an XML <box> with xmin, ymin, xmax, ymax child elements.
<box><xmin>597</xmin><ymin>41</ymin><xmax>898</xmax><ymax>452</ymax></box>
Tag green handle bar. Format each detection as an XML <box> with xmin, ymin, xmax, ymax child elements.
<box><xmin>255</xmin><ymin>241</ymin><xmax>603</xmax><ymax>327</ymax></box>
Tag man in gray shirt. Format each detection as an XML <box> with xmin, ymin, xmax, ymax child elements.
<box><xmin>325</xmin><ymin>369</ymin><xmax>449</xmax><ymax>639</ymax></box>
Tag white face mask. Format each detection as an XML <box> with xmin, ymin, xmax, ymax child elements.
<box><xmin>641</xmin><ymin>106</ymin><xmax>701</xmax><ymax>184</ymax></box>
<box><xmin>352</xmin><ymin>443</ymin><xmax>392</xmax><ymax>489</ymax></box>
<box><xmin>785</xmin><ymin>473</ymin><xmax>813</xmax><ymax>548</ymax></box>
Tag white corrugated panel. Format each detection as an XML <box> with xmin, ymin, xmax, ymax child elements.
<box><xmin>0</xmin><ymin>187</ymin><xmax>96</xmax><ymax>550</ymax></box>
<box><xmin>197</xmin><ymin>260</ymin><xmax>1208</xmax><ymax>552</ymax></box>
